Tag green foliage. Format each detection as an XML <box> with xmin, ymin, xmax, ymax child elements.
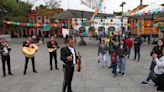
<box><xmin>0</xmin><ymin>0</ymin><xmax>32</xmax><ymax>22</ymax></box>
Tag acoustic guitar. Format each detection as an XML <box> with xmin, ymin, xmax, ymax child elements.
<box><xmin>48</xmin><ymin>47</ymin><xmax>57</xmax><ymax>52</ymax></box>
<box><xmin>22</xmin><ymin>44</ymin><xmax>39</xmax><ymax>58</ymax></box>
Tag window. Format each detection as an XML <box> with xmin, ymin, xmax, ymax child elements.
<box><xmin>111</xmin><ymin>19</ymin><xmax>113</xmax><ymax>22</ymax></box>
<box><xmin>44</xmin><ymin>16</ymin><xmax>50</xmax><ymax>23</ymax></box>
<box><xmin>29</xmin><ymin>17</ymin><xmax>34</xmax><ymax>23</ymax></box>
<box><xmin>37</xmin><ymin>16</ymin><xmax>42</xmax><ymax>23</ymax></box>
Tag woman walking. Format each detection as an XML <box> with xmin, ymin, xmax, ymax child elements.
<box><xmin>152</xmin><ymin>48</ymin><xmax>164</xmax><ymax>91</ymax></box>
<box><xmin>141</xmin><ymin>39</ymin><xmax>163</xmax><ymax>84</ymax></box>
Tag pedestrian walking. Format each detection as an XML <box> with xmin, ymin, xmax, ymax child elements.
<box><xmin>152</xmin><ymin>49</ymin><xmax>164</xmax><ymax>91</ymax></box>
<box><xmin>141</xmin><ymin>39</ymin><xmax>163</xmax><ymax>85</ymax></box>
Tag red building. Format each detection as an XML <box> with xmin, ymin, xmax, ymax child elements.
<box><xmin>22</xmin><ymin>8</ymin><xmax>63</xmax><ymax>37</ymax></box>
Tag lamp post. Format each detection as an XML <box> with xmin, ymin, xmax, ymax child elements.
<box><xmin>120</xmin><ymin>1</ymin><xmax>126</xmax><ymax>36</ymax></box>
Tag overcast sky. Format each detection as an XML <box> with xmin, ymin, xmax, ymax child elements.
<box><xmin>21</xmin><ymin>0</ymin><xmax>163</xmax><ymax>13</ymax></box>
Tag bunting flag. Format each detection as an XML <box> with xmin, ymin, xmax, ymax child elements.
<box><xmin>4</xmin><ymin>21</ymin><xmax>58</xmax><ymax>27</ymax></box>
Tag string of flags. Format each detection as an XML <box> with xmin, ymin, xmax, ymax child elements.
<box><xmin>4</xmin><ymin>21</ymin><xmax>58</xmax><ymax>27</ymax></box>
<box><xmin>4</xmin><ymin>20</ymin><xmax>161</xmax><ymax>28</ymax></box>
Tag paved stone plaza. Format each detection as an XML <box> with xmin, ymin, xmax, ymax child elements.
<box><xmin>0</xmin><ymin>38</ymin><xmax>159</xmax><ymax>92</ymax></box>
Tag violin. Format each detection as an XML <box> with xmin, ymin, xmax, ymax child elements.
<box><xmin>77</xmin><ymin>52</ymin><xmax>81</xmax><ymax>72</ymax></box>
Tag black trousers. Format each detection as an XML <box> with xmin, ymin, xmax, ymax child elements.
<box><xmin>134</xmin><ymin>47</ymin><xmax>140</xmax><ymax>61</ymax></box>
<box><xmin>49</xmin><ymin>51</ymin><xmax>58</xmax><ymax>69</ymax></box>
<box><xmin>24</xmin><ymin>57</ymin><xmax>36</xmax><ymax>73</ymax></box>
<box><xmin>157</xmin><ymin>74</ymin><xmax>164</xmax><ymax>91</ymax></box>
<box><xmin>62</xmin><ymin>65</ymin><xmax>74</xmax><ymax>92</ymax></box>
<box><xmin>1</xmin><ymin>55</ymin><xmax>11</xmax><ymax>75</ymax></box>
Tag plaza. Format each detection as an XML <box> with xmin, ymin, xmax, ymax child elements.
<box><xmin>0</xmin><ymin>38</ymin><xmax>158</xmax><ymax>92</ymax></box>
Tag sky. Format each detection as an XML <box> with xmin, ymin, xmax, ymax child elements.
<box><xmin>21</xmin><ymin>0</ymin><xmax>163</xmax><ymax>13</ymax></box>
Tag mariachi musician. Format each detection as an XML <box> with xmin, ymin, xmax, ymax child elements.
<box><xmin>0</xmin><ymin>39</ymin><xmax>13</xmax><ymax>77</ymax></box>
<box><xmin>47</xmin><ymin>36</ymin><xmax>60</xmax><ymax>70</ymax></box>
<box><xmin>60</xmin><ymin>37</ymin><xmax>81</xmax><ymax>92</ymax></box>
<box><xmin>23</xmin><ymin>37</ymin><xmax>37</xmax><ymax>75</ymax></box>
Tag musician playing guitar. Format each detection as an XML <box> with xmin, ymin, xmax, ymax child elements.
<box><xmin>0</xmin><ymin>39</ymin><xmax>13</xmax><ymax>77</ymax></box>
<box><xmin>23</xmin><ymin>37</ymin><xmax>37</xmax><ymax>75</ymax></box>
<box><xmin>47</xmin><ymin>36</ymin><xmax>60</xmax><ymax>70</ymax></box>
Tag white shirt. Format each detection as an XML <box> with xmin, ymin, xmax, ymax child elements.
<box><xmin>3</xmin><ymin>47</ymin><xmax>8</xmax><ymax>54</ymax></box>
<box><xmin>68</xmin><ymin>47</ymin><xmax>76</xmax><ymax>65</ymax></box>
<box><xmin>154</xmin><ymin>56</ymin><xmax>164</xmax><ymax>75</ymax></box>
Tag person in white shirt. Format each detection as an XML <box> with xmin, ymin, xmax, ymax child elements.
<box><xmin>152</xmin><ymin>48</ymin><xmax>164</xmax><ymax>91</ymax></box>
<box><xmin>60</xmin><ymin>37</ymin><xmax>79</xmax><ymax>92</ymax></box>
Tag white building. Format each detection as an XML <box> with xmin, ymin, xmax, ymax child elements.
<box><xmin>72</xmin><ymin>16</ymin><xmax>128</xmax><ymax>35</ymax></box>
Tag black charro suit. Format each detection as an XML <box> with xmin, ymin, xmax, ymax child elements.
<box><xmin>60</xmin><ymin>46</ymin><xmax>78</xmax><ymax>92</ymax></box>
<box><xmin>47</xmin><ymin>41</ymin><xmax>59</xmax><ymax>70</ymax></box>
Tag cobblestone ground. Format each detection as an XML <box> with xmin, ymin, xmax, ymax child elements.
<box><xmin>0</xmin><ymin>38</ymin><xmax>159</xmax><ymax>92</ymax></box>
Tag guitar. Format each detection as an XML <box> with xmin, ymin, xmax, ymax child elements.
<box><xmin>77</xmin><ymin>52</ymin><xmax>81</xmax><ymax>72</ymax></box>
<box><xmin>48</xmin><ymin>45</ymin><xmax>57</xmax><ymax>52</ymax></box>
<box><xmin>22</xmin><ymin>43</ymin><xmax>41</xmax><ymax>58</ymax></box>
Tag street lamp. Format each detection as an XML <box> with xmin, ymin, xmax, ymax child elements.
<box><xmin>120</xmin><ymin>1</ymin><xmax>126</xmax><ymax>36</ymax></box>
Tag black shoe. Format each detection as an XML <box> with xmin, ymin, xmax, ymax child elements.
<box><xmin>33</xmin><ymin>71</ymin><xmax>38</xmax><ymax>73</ymax></box>
<box><xmin>8</xmin><ymin>73</ymin><xmax>14</xmax><ymax>75</ymax></box>
<box><xmin>2</xmin><ymin>74</ymin><xmax>6</xmax><ymax>77</ymax></box>
<box><xmin>23</xmin><ymin>72</ymin><xmax>26</xmax><ymax>75</ymax></box>
<box><xmin>141</xmin><ymin>81</ymin><xmax>148</xmax><ymax>84</ymax></box>
<box><xmin>108</xmin><ymin>66</ymin><xmax>112</xmax><ymax>68</ymax></box>
<box><xmin>121</xmin><ymin>73</ymin><xmax>125</xmax><ymax>76</ymax></box>
<box><xmin>50</xmin><ymin>68</ymin><xmax>53</xmax><ymax>71</ymax></box>
<box><xmin>55</xmin><ymin>67</ymin><xmax>59</xmax><ymax>70</ymax></box>
<box><xmin>119</xmin><ymin>71</ymin><xmax>121</xmax><ymax>74</ymax></box>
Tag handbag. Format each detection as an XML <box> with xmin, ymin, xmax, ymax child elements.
<box><xmin>150</xmin><ymin>71</ymin><xmax>159</xmax><ymax>83</ymax></box>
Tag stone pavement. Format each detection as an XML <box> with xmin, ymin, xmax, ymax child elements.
<box><xmin>0</xmin><ymin>38</ymin><xmax>159</xmax><ymax>92</ymax></box>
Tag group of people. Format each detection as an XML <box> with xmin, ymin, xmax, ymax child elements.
<box><xmin>0</xmin><ymin>36</ymin><xmax>60</xmax><ymax>77</ymax></box>
<box><xmin>0</xmin><ymin>36</ymin><xmax>80</xmax><ymax>92</ymax></box>
<box><xmin>97</xmin><ymin>35</ymin><xmax>142</xmax><ymax>77</ymax></box>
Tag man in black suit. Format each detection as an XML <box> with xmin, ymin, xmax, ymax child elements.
<box><xmin>60</xmin><ymin>37</ymin><xmax>79</xmax><ymax>92</ymax></box>
<box><xmin>23</xmin><ymin>37</ymin><xmax>37</xmax><ymax>75</ymax></box>
<box><xmin>47</xmin><ymin>36</ymin><xmax>59</xmax><ymax>70</ymax></box>
<box><xmin>0</xmin><ymin>39</ymin><xmax>13</xmax><ymax>77</ymax></box>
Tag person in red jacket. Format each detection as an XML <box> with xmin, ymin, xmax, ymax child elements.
<box><xmin>125</xmin><ymin>37</ymin><xmax>133</xmax><ymax>59</ymax></box>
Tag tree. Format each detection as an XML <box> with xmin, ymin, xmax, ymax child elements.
<box><xmin>0</xmin><ymin>0</ymin><xmax>33</xmax><ymax>34</ymax></box>
<box><xmin>45</xmin><ymin>0</ymin><xmax>61</xmax><ymax>9</ymax></box>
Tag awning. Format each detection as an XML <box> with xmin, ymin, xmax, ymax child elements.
<box><xmin>41</xmin><ymin>26</ymin><xmax>51</xmax><ymax>32</ymax></box>
<box><xmin>160</xmin><ymin>26</ymin><xmax>164</xmax><ymax>31</ymax></box>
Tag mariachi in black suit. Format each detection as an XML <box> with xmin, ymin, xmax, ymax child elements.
<box><xmin>23</xmin><ymin>41</ymin><xmax>37</xmax><ymax>75</ymax></box>
<box><xmin>0</xmin><ymin>42</ymin><xmax>13</xmax><ymax>77</ymax></box>
<box><xmin>47</xmin><ymin>41</ymin><xmax>59</xmax><ymax>70</ymax></box>
<box><xmin>60</xmin><ymin>46</ymin><xmax>78</xmax><ymax>92</ymax></box>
